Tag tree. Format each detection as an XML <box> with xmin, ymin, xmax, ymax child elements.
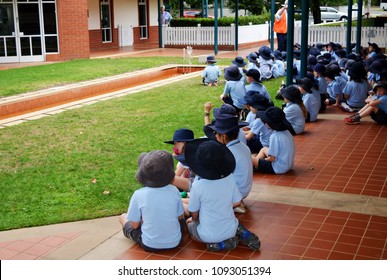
<box><xmin>225</xmin><ymin>0</ymin><xmax>265</xmax><ymax>15</ymax></box>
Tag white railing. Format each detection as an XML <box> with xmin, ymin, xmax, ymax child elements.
<box><xmin>162</xmin><ymin>23</ymin><xmax>387</xmax><ymax>49</ymax></box>
<box><xmin>294</xmin><ymin>23</ymin><xmax>387</xmax><ymax>48</ymax></box>
<box><xmin>162</xmin><ymin>26</ymin><xmax>234</xmax><ymax>47</ymax></box>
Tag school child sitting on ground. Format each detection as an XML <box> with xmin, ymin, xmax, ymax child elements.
<box><xmin>246</xmin><ymin>52</ymin><xmax>259</xmax><ymax>71</ymax></box>
<box><xmin>324</xmin><ymin>69</ymin><xmax>342</xmax><ymax>107</ymax></box>
<box><xmin>257</xmin><ymin>46</ymin><xmax>274</xmax><ymax>80</ymax></box>
<box><xmin>201</xmin><ymin>55</ymin><xmax>221</xmax><ymax>86</ymax></box>
<box><xmin>245</xmin><ymin>69</ymin><xmax>272</xmax><ymax>101</ymax></box>
<box><xmin>119</xmin><ymin>150</ymin><xmax>185</xmax><ymax>252</ymax></box>
<box><xmin>313</xmin><ymin>63</ymin><xmax>328</xmax><ymax>112</ymax></box>
<box><xmin>306</xmin><ymin>72</ymin><xmax>322</xmax><ymax>112</ymax></box>
<box><xmin>252</xmin><ymin>107</ymin><xmax>295</xmax><ymax>174</ymax></box>
<box><xmin>342</xmin><ymin>62</ymin><xmax>371</xmax><ymax>112</ymax></box>
<box><xmin>204</xmin><ymin>104</ymin><xmax>253</xmax><ymax>214</ymax></box>
<box><xmin>231</xmin><ymin>56</ymin><xmax>247</xmax><ymax>83</ymax></box>
<box><xmin>345</xmin><ymin>82</ymin><xmax>387</xmax><ymax>125</ymax></box>
<box><xmin>282</xmin><ymin>85</ymin><xmax>307</xmax><ymax>134</ymax></box>
<box><xmin>272</xmin><ymin>50</ymin><xmax>286</xmax><ymax>78</ymax></box>
<box><xmin>221</xmin><ymin>65</ymin><xmax>246</xmax><ymax>113</ymax></box>
<box><xmin>238</xmin><ymin>91</ymin><xmax>272</xmax><ymax>153</ymax></box>
<box><xmin>185</xmin><ymin>139</ymin><xmax>261</xmax><ymax>251</ymax></box>
<box><xmin>298</xmin><ymin>77</ymin><xmax>319</xmax><ymax>122</ymax></box>
<box><xmin>164</xmin><ymin>128</ymin><xmax>195</xmax><ymax>179</ymax></box>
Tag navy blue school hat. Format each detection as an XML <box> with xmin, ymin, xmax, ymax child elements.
<box><xmin>245</xmin><ymin>68</ymin><xmax>261</xmax><ymax>82</ymax></box>
<box><xmin>184</xmin><ymin>139</ymin><xmax>235</xmax><ymax>180</ymax></box>
<box><xmin>246</xmin><ymin>52</ymin><xmax>258</xmax><ymax>63</ymax></box>
<box><xmin>224</xmin><ymin>65</ymin><xmax>242</xmax><ymax>81</ymax></box>
<box><xmin>273</xmin><ymin>50</ymin><xmax>283</xmax><ymax>61</ymax></box>
<box><xmin>297</xmin><ymin>77</ymin><xmax>313</xmax><ymax>93</ymax></box>
<box><xmin>240</xmin><ymin>91</ymin><xmax>270</xmax><ymax>110</ymax></box>
<box><xmin>232</xmin><ymin>56</ymin><xmax>246</xmax><ymax>67</ymax></box>
<box><xmin>259</xmin><ymin>46</ymin><xmax>273</xmax><ymax>61</ymax></box>
<box><xmin>164</xmin><ymin>128</ymin><xmax>194</xmax><ymax>144</ymax></box>
<box><xmin>256</xmin><ymin>107</ymin><xmax>289</xmax><ymax>131</ymax></box>
<box><xmin>313</xmin><ymin>63</ymin><xmax>326</xmax><ymax>74</ymax></box>
<box><xmin>308</xmin><ymin>56</ymin><xmax>317</xmax><ymax>66</ymax></box>
<box><xmin>206</xmin><ymin>55</ymin><xmax>217</xmax><ymax>63</ymax></box>
<box><xmin>281</xmin><ymin>85</ymin><xmax>302</xmax><ymax>104</ymax></box>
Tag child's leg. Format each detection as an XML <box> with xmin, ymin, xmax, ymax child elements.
<box><xmin>358</xmin><ymin>105</ymin><xmax>374</xmax><ymax>118</ymax></box>
<box><xmin>356</xmin><ymin>103</ymin><xmax>370</xmax><ymax>115</ymax></box>
<box><xmin>252</xmin><ymin>147</ymin><xmax>268</xmax><ymax>168</ymax></box>
<box><xmin>182</xmin><ymin>198</ymin><xmax>190</xmax><ymax>217</ymax></box>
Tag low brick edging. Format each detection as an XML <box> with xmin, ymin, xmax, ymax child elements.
<box><xmin>0</xmin><ymin>65</ymin><xmax>204</xmax><ymax>119</ymax></box>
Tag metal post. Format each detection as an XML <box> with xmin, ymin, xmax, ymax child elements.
<box><xmin>286</xmin><ymin>0</ymin><xmax>294</xmax><ymax>85</ymax></box>
<box><xmin>270</xmin><ymin>0</ymin><xmax>275</xmax><ymax>50</ymax></box>
<box><xmin>179</xmin><ymin>0</ymin><xmax>184</xmax><ymax>17</ymax></box>
<box><xmin>300</xmin><ymin>0</ymin><xmax>309</xmax><ymax>79</ymax></box>
<box><xmin>346</xmin><ymin>0</ymin><xmax>353</xmax><ymax>55</ymax></box>
<box><xmin>220</xmin><ymin>0</ymin><xmax>223</xmax><ymax>17</ymax></box>
<box><xmin>356</xmin><ymin>0</ymin><xmax>363</xmax><ymax>54</ymax></box>
<box><xmin>235</xmin><ymin>0</ymin><xmax>239</xmax><ymax>51</ymax></box>
<box><xmin>214</xmin><ymin>0</ymin><xmax>218</xmax><ymax>54</ymax></box>
<box><xmin>158</xmin><ymin>0</ymin><xmax>162</xmax><ymax>48</ymax></box>
<box><xmin>206</xmin><ymin>0</ymin><xmax>209</xmax><ymax>18</ymax></box>
<box><xmin>201</xmin><ymin>0</ymin><xmax>204</xmax><ymax>18</ymax></box>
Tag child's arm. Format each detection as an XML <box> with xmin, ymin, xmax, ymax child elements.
<box><xmin>190</xmin><ymin>211</ymin><xmax>199</xmax><ymax>222</ymax></box>
<box><xmin>172</xmin><ymin>176</ymin><xmax>190</xmax><ymax>192</ymax></box>
<box><xmin>130</xmin><ymin>220</ymin><xmax>140</xmax><ymax>229</ymax></box>
<box><xmin>245</xmin><ymin>131</ymin><xmax>256</xmax><ymax>140</ymax></box>
<box><xmin>368</xmin><ymin>98</ymin><xmax>382</xmax><ymax>107</ymax></box>
<box><xmin>334</xmin><ymin>95</ymin><xmax>340</xmax><ymax>106</ymax></box>
<box><xmin>265</xmin><ymin>155</ymin><xmax>276</xmax><ymax>162</ymax></box>
<box><xmin>233</xmin><ymin>200</ymin><xmax>241</xmax><ymax>208</ymax></box>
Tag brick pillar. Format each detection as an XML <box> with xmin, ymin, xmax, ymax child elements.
<box><xmin>49</xmin><ymin>0</ymin><xmax>90</xmax><ymax>61</ymax></box>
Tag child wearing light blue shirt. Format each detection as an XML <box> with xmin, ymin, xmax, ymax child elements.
<box><xmin>201</xmin><ymin>55</ymin><xmax>221</xmax><ymax>86</ymax></box>
<box><xmin>119</xmin><ymin>150</ymin><xmax>185</xmax><ymax>252</ymax></box>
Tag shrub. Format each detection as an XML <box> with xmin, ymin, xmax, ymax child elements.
<box><xmin>170</xmin><ymin>14</ymin><xmax>271</xmax><ymax>27</ymax></box>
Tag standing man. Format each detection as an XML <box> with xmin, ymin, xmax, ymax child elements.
<box><xmin>161</xmin><ymin>5</ymin><xmax>172</xmax><ymax>26</ymax></box>
<box><xmin>273</xmin><ymin>0</ymin><xmax>288</xmax><ymax>52</ymax></box>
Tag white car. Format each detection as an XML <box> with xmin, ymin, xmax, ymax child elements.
<box><xmin>320</xmin><ymin>6</ymin><xmax>348</xmax><ymax>21</ymax></box>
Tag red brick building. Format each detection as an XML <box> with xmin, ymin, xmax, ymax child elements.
<box><xmin>0</xmin><ymin>0</ymin><xmax>160</xmax><ymax>63</ymax></box>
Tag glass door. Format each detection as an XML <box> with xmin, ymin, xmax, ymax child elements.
<box><xmin>0</xmin><ymin>2</ymin><xmax>17</xmax><ymax>62</ymax></box>
<box><xmin>17</xmin><ymin>1</ymin><xmax>44</xmax><ymax>62</ymax></box>
<box><xmin>0</xmin><ymin>0</ymin><xmax>44</xmax><ymax>63</ymax></box>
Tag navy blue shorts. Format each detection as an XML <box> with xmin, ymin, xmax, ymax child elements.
<box><xmin>256</xmin><ymin>159</ymin><xmax>276</xmax><ymax>174</ymax></box>
<box><xmin>371</xmin><ymin>109</ymin><xmax>387</xmax><ymax>125</ymax></box>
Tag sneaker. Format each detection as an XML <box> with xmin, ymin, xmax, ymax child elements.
<box><xmin>345</xmin><ymin>116</ymin><xmax>360</xmax><ymax>125</ymax></box>
<box><xmin>207</xmin><ymin>237</ymin><xmax>239</xmax><ymax>252</ymax></box>
<box><xmin>236</xmin><ymin>224</ymin><xmax>261</xmax><ymax>251</ymax></box>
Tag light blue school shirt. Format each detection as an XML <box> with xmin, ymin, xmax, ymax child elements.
<box><xmin>251</xmin><ymin>118</ymin><xmax>272</xmax><ymax>147</ymax></box>
<box><xmin>188</xmin><ymin>174</ymin><xmax>241</xmax><ymax>243</ymax></box>
<box><xmin>327</xmin><ymin>79</ymin><xmax>341</xmax><ymax>99</ymax></box>
<box><xmin>311</xmin><ymin>87</ymin><xmax>321</xmax><ymax>111</ymax></box>
<box><xmin>268</xmin><ymin>130</ymin><xmax>295</xmax><ymax>174</ymax></box>
<box><xmin>272</xmin><ymin>60</ymin><xmax>285</xmax><ymax>78</ymax></box>
<box><xmin>227</xmin><ymin>139</ymin><xmax>253</xmax><ymax>198</ymax></box>
<box><xmin>201</xmin><ymin>64</ymin><xmax>221</xmax><ymax>84</ymax></box>
<box><xmin>245</xmin><ymin>111</ymin><xmax>256</xmax><ymax>127</ymax></box>
<box><xmin>376</xmin><ymin>95</ymin><xmax>387</xmax><ymax>114</ymax></box>
<box><xmin>246</xmin><ymin>62</ymin><xmax>259</xmax><ymax>72</ymax></box>
<box><xmin>340</xmin><ymin>71</ymin><xmax>349</xmax><ymax>82</ymax></box>
<box><xmin>223</xmin><ymin>80</ymin><xmax>246</xmax><ymax>109</ymax></box>
<box><xmin>127</xmin><ymin>185</ymin><xmax>184</xmax><ymax>249</ymax></box>
<box><xmin>245</xmin><ymin>82</ymin><xmax>272</xmax><ymax>101</ymax></box>
<box><xmin>343</xmin><ymin>80</ymin><xmax>370</xmax><ymax>108</ymax></box>
<box><xmin>302</xmin><ymin>93</ymin><xmax>319</xmax><ymax>122</ymax></box>
<box><xmin>284</xmin><ymin>102</ymin><xmax>305</xmax><ymax>134</ymax></box>
<box><xmin>238</xmin><ymin>67</ymin><xmax>246</xmax><ymax>83</ymax></box>
<box><xmin>335</xmin><ymin>75</ymin><xmax>347</xmax><ymax>93</ymax></box>
<box><xmin>317</xmin><ymin>76</ymin><xmax>328</xmax><ymax>94</ymax></box>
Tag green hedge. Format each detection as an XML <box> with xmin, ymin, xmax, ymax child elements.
<box><xmin>170</xmin><ymin>14</ymin><xmax>271</xmax><ymax>27</ymax></box>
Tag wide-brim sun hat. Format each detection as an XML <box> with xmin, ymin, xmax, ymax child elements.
<box><xmin>245</xmin><ymin>68</ymin><xmax>261</xmax><ymax>82</ymax></box>
<box><xmin>257</xmin><ymin>106</ymin><xmax>289</xmax><ymax>131</ymax></box>
<box><xmin>373</xmin><ymin>82</ymin><xmax>387</xmax><ymax>93</ymax></box>
<box><xmin>258</xmin><ymin>46</ymin><xmax>273</xmax><ymax>61</ymax></box>
<box><xmin>164</xmin><ymin>128</ymin><xmax>194</xmax><ymax>144</ymax></box>
<box><xmin>246</xmin><ymin>52</ymin><xmax>258</xmax><ymax>63</ymax></box>
<box><xmin>240</xmin><ymin>91</ymin><xmax>270</xmax><ymax>111</ymax></box>
<box><xmin>224</xmin><ymin>65</ymin><xmax>242</xmax><ymax>81</ymax></box>
<box><xmin>206</xmin><ymin>55</ymin><xmax>217</xmax><ymax>63</ymax></box>
<box><xmin>232</xmin><ymin>56</ymin><xmax>247</xmax><ymax>67</ymax></box>
<box><xmin>135</xmin><ymin>150</ymin><xmax>175</xmax><ymax>187</ymax></box>
<box><xmin>313</xmin><ymin>63</ymin><xmax>326</xmax><ymax>74</ymax></box>
<box><xmin>184</xmin><ymin>139</ymin><xmax>236</xmax><ymax>180</ymax></box>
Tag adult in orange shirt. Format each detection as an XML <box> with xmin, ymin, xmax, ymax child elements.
<box><xmin>273</xmin><ymin>0</ymin><xmax>288</xmax><ymax>52</ymax></box>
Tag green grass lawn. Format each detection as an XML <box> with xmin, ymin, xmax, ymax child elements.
<box><xmin>0</xmin><ymin>57</ymin><xmax>233</xmax><ymax>97</ymax></box>
<box><xmin>0</xmin><ymin>63</ymin><xmax>282</xmax><ymax>231</ymax></box>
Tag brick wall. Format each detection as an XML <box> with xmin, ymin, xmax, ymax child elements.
<box><xmin>133</xmin><ymin>26</ymin><xmax>159</xmax><ymax>47</ymax></box>
<box><xmin>89</xmin><ymin>28</ymin><xmax>119</xmax><ymax>51</ymax></box>
<box><xmin>49</xmin><ymin>0</ymin><xmax>90</xmax><ymax>61</ymax></box>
